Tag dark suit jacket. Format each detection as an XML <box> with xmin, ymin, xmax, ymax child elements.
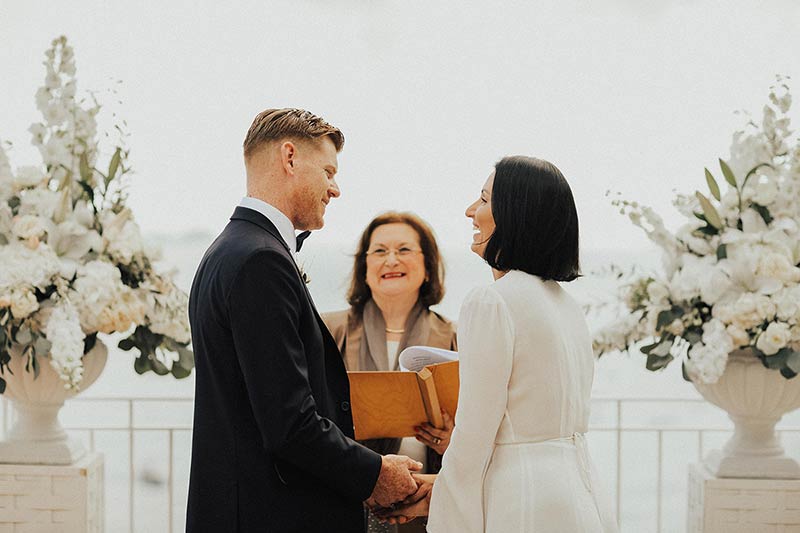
<box><xmin>186</xmin><ymin>207</ymin><xmax>382</xmax><ymax>532</ymax></box>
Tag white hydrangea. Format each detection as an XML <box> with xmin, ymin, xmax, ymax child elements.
<box><xmin>11</xmin><ymin>214</ymin><xmax>50</xmax><ymax>242</ymax></box>
<box><xmin>44</xmin><ymin>300</ymin><xmax>85</xmax><ymax>390</ymax></box>
<box><xmin>141</xmin><ymin>276</ymin><xmax>191</xmax><ymax>343</ymax></box>
<box><xmin>0</xmin><ymin>241</ymin><xmax>61</xmax><ymax>290</ymax></box>
<box><xmin>18</xmin><ymin>188</ymin><xmax>61</xmax><ymax>220</ymax></box>
<box><xmin>773</xmin><ymin>286</ymin><xmax>800</xmax><ymax>323</ymax></box>
<box><xmin>592</xmin><ymin>310</ymin><xmax>645</xmax><ymax>356</ymax></box>
<box><xmin>685</xmin><ymin>342</ymin><xmax>729</xmax><ymax>384</ymax></box>
<box><xmin>100</xmin><ymin>209</ymin><xmax>144</xmax><ymax>265</ymax></box>
<box><xmin>12</xmin><ymin>166</ymin><xmax>46</xmax><ymax>190</ymax></box>
<box><xmin>70</xmin><ymin>260</ymin><xmax>145</xmax><ymax>334</ymax></box>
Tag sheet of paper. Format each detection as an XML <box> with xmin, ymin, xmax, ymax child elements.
<box><xmin>399</xmin><ymin>346</ymin><xmax>458</xmax><ymax>372</ymax></box>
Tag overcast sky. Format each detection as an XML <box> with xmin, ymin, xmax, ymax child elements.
<box><xmin>2</xmin><ymin>0</ymin><xmax>799</xmax><ymax>252</ymax></box>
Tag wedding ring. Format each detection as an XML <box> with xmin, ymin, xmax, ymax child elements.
<box><xmin>433</xmin><ymin>437</ymin><xmax>442</xmax><ymax>445</ymax></box>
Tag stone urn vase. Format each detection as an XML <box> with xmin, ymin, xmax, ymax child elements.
<box><xmin>692</xmin><ymin>349</ymin><xmax>800</xmax><ymax>479</ymax></box>
<box><xmin>0</xmin><ymin>340</ymin><xmax>108</xmax><ymax>465</ymax></box>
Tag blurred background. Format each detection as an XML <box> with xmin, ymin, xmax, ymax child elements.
<box><xmin>2</xmin><ymin>1</ymin><xmax>799</xmax><ymax>531</ymax></box>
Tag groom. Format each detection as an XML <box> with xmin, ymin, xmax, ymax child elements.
<box><xmin>186</xmin><ymin>108</ymin><xmax>421</xmax><ymax>532</ymax></box>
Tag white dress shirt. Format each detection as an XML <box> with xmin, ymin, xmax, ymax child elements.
<box><xmin>238</xmin><ymin>197</ymin><xmax>297</xmax><ymax>255</ymax></box>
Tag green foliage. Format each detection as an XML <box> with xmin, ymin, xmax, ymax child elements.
<box><xmin>751</xmin><ymin>204</ymin><xmax>773</xmax><ymax>225</ymax></box>
<box><xmin>704</xmin><ymin>169</ymin><xmax>721</xmax><ymax>200</ymax></box>
<box><xmin>719</xmin><ymin>158</ymin><xmax>738</xmax><ymax>188</ymax></box>
<box><xmin>695</xmin><ymin>191</ymin><xmax>723</xmax><ymax>229</ymax></box>
<box><xmin>118</xmin><ymin>326</ymin><xmax>193</xmax><ymax>379</ymax></box>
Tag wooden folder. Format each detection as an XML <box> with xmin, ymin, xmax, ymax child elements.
<box><xmin>347</xmin><ymin>360</ymin><xmax>459</xmax><ymax>440</ymax></box>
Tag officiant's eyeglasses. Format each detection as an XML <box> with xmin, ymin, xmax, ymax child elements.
<box><xmin>365</xmin><ymin>247</ymin><xmax>423</xmax><ymax>259</ymax></box>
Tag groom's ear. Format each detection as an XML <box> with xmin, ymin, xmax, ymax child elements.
<box><xmin>280</xmin><ymin>141</ymin><xmax>297</xmax><ymax>175</ymax></box>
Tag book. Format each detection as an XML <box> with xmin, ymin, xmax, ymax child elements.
<box><xmin>347</xmin><ymin>347</ymin><xmax>459</xmax><ymax>440</ymax></box>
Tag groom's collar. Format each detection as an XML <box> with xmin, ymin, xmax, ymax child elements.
<box><xmin>237</xmin><ymin>197</ymin><xmax>297</xmax><ymax>254</ymax></box>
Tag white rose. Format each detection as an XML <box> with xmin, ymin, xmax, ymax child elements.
<box><xmin>11</xmin><ymin>215</ymin><xmax>48</xmax><ymax>240</ymax></box>
<box><xmin>756</xmin><ymin>321</ymin><xmax>791</xmax><ymax>356</ymax></box>
<box><xmin>756</xmin><ymin>253</ymin><xmax>800</xmax><ymax>284</ymax></box>
<box><xmin>9</xmin><ymin>288</ymin><xmax>39</xmax><ymax>319</ymax></box>
<box><xmin>726</xmin><ymin>324</ymin><xmax>751</xmax><ymax>348</ymax></box>
<box><xmin>731</xmin><ymin>293</ymin><xmax>774</xmax><ymax>330</ymax></box>
<box><xmin>646</xmin><ymin>281</ymin><xmax>670</xmax><ymax>305</ymax></box>
<box><xmin>13</xmin><ymin>166</ymin><xmax>46</xmax><ymax>190</ymax></box>
<box><xmin>712</xmin><ymin>302</ymin><xmax>735</xmax><ymax>324</ymax></box>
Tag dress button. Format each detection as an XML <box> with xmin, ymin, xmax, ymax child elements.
<box><xmin>340</xmin><ymin>401</ymin><xmax>350</xmax><ymax>412</ymax></box>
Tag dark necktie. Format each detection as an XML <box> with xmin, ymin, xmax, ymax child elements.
<box><xmin>296</xmin><ymin>231</ymin><xmax>311</xmax><ymax>252</ymax></box>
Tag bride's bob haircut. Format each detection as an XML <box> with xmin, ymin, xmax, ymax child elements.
<box><xmin>483</xmin><ymin>156</ymin><xmax>581</xmax><ymax>282</ymax></box>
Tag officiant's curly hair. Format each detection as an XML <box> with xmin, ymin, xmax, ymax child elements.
<box><xmin>347</xmin><ymin>212</ymin><xmax>445</xmax><ymax>315</ymax></box>
<box><xmin>484</xmin><ymin>156</ymin><xmax>581</xmax><ymax>282</ymax></box>
<box><xmin>243</xmin><ymin>108</ymin><xmax>344</xmax><ymax>158</ymax></box>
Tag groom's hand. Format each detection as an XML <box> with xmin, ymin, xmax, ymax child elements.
<box><xmin>365</xmin><ymin>454</ymin><xmax>422</xmax><ymax>508</ymax></box>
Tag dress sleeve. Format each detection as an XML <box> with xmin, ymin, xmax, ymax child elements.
<box><xmin>427</xmin><ymin>285</ymin><xmax>515</xmax><ymax>533</ymax></box>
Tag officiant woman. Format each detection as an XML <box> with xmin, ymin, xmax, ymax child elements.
<box><xmin>323</xmin><ymin>211</ymin><xmax>457</xmax><ymax>533</ymax></box>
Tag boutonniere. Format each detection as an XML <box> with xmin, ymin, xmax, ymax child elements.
<box><xmin>298</xmin><ymin>263</ymin><xmax>311</xmax><ymax>285</ymax></box>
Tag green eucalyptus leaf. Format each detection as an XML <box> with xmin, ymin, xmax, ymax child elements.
<box><xmin>31</xmin><ymin>351</ymin><xmax>40</xmax><ymax>379</ymax></box>
<box><xmin>15</xmin><ymin>326</ymin><xmax>32</xmax><ymax>346</ymax></box>
<box><xmin>719</xmin><ymin>158</ymin><xmax>738</xmax><ymax>188</ymax></box>
<box><xmin>681</xmin><ymin>361</ymin><xmax>692</xmax><ymax>382</ymax></box>
<box><xmin>786</xmin><ymin>351</ymin><xmax>800</xmax><ymax>374</ymax></box>
<box><xmin>118</xmin><ymin>338</ymin><xmax>136</xmax><ymax>351</ymax></box>
<box><xmin>704</xmin><ymin>169</ymin><xmax>721</xmax><ymax>201</ymax></box>
<box><xmin>134</xmin><ymin>355</ymin><xmax>149</xmax><ymax>374</ymax></box>
<box><xmin>651</xmin><ymin>337</ymin><xmax>673</xmax><ymax>357</ymax></box>
<box><xmin>695</xmin><ymin>191</ymin><xmax>723</xmax><ymax>229</ymax></box>
<box><xmin>764</xmin><ymin>348</ymin><xmax>790</xmax><ymax>369</ymax></box>
<box><xmin>751</xmin><ymin>204</ymin><xmax>773</xmax><ymax>225</ymax></box>
<box><xmin>716</xmin><ymin>244</ymin><xmax>728</xmax><ymax>260</ymax></box>
<box><xmin>150</xmin><ymin>356</ymin><xmax>169</xmax><ymax>376</ymax></box>
<box><xmin>646</xmin><ymin>353</ymin><xmax>674</xmax><ymax>371</ymax></box>
<box><xmin>0</xmin><ymin>377</ymin><xmax>5</xmax><ymax>394</ymax></box>
<box><xmin>781</xmin><ymin>367</ymin><xmax>798</xmax><ymax>379</ymax></box>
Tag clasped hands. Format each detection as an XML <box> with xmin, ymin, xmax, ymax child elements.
<box><xmin>365</xmin><ymin>455</ymin><xmax>434</xmax><ymax>525</ymax></box>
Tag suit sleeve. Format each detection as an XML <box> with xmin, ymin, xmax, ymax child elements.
<box><xmin>427</xmin><ymin>286</ymin><xmax>515</xmax><ymax>533</ymax></box>
<box><xmin>227</xmin><ymin>250</ymin><xmax>381</xmax><ymax>501</ymax></box>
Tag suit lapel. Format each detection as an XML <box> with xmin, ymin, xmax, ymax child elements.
<box><xmin>230</xmin><ymin>206</ymin><xmax>334</xmax><ymax>347</ymax></box>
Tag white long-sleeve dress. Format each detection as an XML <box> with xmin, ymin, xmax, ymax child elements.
<box><xmin>427</xmin><ymin>270</ymin><xmax>618</xmax><ymax>532</ymax></box>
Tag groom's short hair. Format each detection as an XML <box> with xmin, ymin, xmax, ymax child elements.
<box><xmin>243</xmin><ymin>108</ymin><xmax>344</xmax><ymax>159</ymax></box>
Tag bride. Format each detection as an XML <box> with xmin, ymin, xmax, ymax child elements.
<box><xmin>379</xmin><ymin>156</ymin><xmax>618</xmax><ymax>532</ymax></box>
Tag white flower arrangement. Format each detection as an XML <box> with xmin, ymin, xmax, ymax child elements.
<box><xmin>0</xmin><ymin>36</ymin><xmax>193</xmax><ymax>392</ymax></box>
<box><xmin>594</xmin><ymin>77</ymin><xmax>800</xmax><ymax>384</ymax></box>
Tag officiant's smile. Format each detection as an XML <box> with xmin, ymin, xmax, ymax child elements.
<box><xmin>365</xmin><ymin>223</ymin><xmax>427</xmax><ymax>300</ymax></box>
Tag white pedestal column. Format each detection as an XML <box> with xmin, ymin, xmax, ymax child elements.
<box><xmin>0</xmin><ymin>453</ymin><xmax>103</xmax><ymax>532</ymax></box>
<box><xmin>688</xmin><ymin>463</ymin><xmax>800</xmax><ymax>532</ymax></box>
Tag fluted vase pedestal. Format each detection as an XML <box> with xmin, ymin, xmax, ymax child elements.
<box><xmin>0</xmin><ymin>341</ymin><xmax>108</xmax><ymax>465</ymax></box>
<box><xmin>691</xmin><ymin>349</ymin><xmax>800</xmax><ymax>480</ymax></box>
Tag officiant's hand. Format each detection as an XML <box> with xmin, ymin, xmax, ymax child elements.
<box><xmin>415</xmin><ymin>410</ymin><xmax>453</xmax><ymax>455</ymax></box>
<box><xmin>365</xmin><ymin>454</ymin><xmax>422</xmax><ymax>508</ymax></box>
